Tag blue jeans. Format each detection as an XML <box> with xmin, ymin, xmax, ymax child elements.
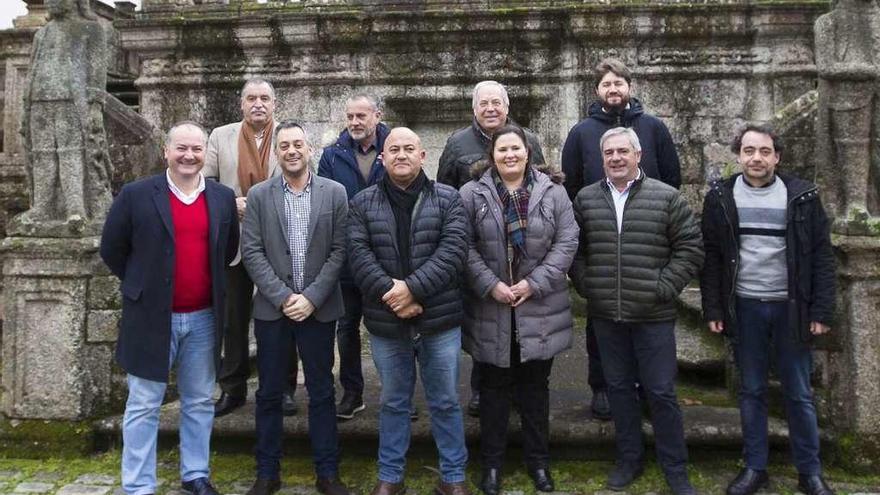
<box><xmin>369</xmin><ymin>329</ymin><xmax>468</xmax><ymax>484</ymax></box>
<box><xmin>337</xmin><ymin>285</ymin><xmax>364</xmax><ymax>396</ymax></box>
<box><xmin>593</xmin><ymin>318</ymin><xmax>688</xmax><ymax>477</ymax></box>
<box><xmin>254</xmin><ymin>317</ymin><xmax>339</xmax><ymax>479</ymax></box>
<box><xmin>735</xmin><ymin>297</ymin><xmax>822</xmax><ymax>475</ymax></box>
<box><xmin>122</xmin><ymin>308</ymin><xmax>216</xmax><ymax>495</ymax></box>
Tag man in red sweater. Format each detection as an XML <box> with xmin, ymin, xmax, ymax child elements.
<box><xmin>101</xmin><ymin>122</ymin><xmax>239</xmax><ymax>495</ymax></box>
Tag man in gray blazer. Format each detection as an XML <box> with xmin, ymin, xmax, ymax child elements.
<box><xmin>241</xmin><ymin>121</ymin><xmax>351</xmax><ymax>495</ymax></box>
<box><xmin>204</xmin><ymin>78</ymin><xmax>298</xmax><ymax>417</ymax></box>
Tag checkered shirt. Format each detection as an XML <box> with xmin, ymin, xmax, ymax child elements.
<box><xmin>283</xmin><ymin>175</ymin><xmax>312</xmax><ymax>293</ymax></box>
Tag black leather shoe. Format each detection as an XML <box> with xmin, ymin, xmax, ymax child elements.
<box><xmin>528</xmin><ymin>468</ymin><xmax>555</xmax><ymax>492</ymax></box>
<box><xmin>282</xmin><ymin>390</ymin><xmax>298</xmax><ymax>417</ymax></box>
<box><xmin>726</xmin><ymin>468</ymin><xmax>768</xmax><ymax>495</ymax></box>
<box><xmin>337</xmin><ymin>392</ymin><xmax>366</xmax><ymax>420</ymax></box>
<box><xmin>214</xmin><ymin>392</ymin><xmax>245</xmax><ymax>417</ymax></box>
<box><xmin>479</xmin><ymin>468</ymin><xmax>501</xmax><ymax>495</ymax></box>
<box><xmin>607</xmin><ymin>461</ymin><xmax>644</xmax><ymax>491</ymax></box>
<box><xmin>316</xmin><ymin>477</ymin><xmax>352</xmax><ymax>495</ymax></box>
<box><xmin>666</xmin><ymin>473</ymin><xmax>697</xmax><ymax>495</ymax></box>
<box><xmin>181</xmin><ymin>478</ymin><xmax>220</xmax><ymax>495</ymax></box>
<box><xmin>246</xmin><ymin>478</ymin><xmax>280</xmax><ymax>495</ymax></box>
<box><xmin>590</xmin><ymin>389</ymin><xmax>611</xmax><ymax>421</ymax></box>
<box><xmin>798</xmin><ymin>474</ymin><xmax>835</xmax><ymax>495</ymax></box>
<box><xmin>467</xmin><ymin>392</ymin><xmax>480</xmax><ymax>417</ymax></box>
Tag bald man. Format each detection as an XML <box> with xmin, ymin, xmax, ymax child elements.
<box><xmin>348</xmin><ymin>128</ymin><xmax>471</xmax><ymax>495</ymax></box>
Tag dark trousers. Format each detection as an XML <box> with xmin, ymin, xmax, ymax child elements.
<box><xmin>735</xmin><ymin>297</ymin><xmax>821</xmax><ymax>475</ymax></box>
<box><xmin>478</xmin><ymin>322</ymin><xmax>552</xmax><ymax>470</ymax></box>
<box><xmin>218</xmin><ymin>263</ymin><xmax>298</xmax><ymax>398</ymax></box>
<box><xmin>585</xmin><ymin>317</ymin><xmax>606</xmax><ymax>391</ymax></box>
<box><xmin>254</xmin><ymin>317</ymin><xmax>339</xmax><ymax>479</ymax></box>
<box><xmin>337</xmin><ymin>285</ymin><xmax>364</xmax><ymax>396</ymax></box>
<box><xmin>593</xmin><ymin>318</ymin><xmax>688</xmax><ymax>477</ymax></box>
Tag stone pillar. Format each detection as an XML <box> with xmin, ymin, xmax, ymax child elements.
<box><xmin>0</xmin><ymin>236</ymin><xmax>119</xmax><ymax>420</ymax></box>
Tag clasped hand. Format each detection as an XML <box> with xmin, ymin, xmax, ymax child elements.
<box><xmin>282</xmin><ymin>293</ymin><xmax>315</xmax><ymax>322</ymax></box>
<box><xmin>490</xmin><ymin>279</ymin><xmax>533</xmax><ymax>307</ymax></box>
<box><xmin>382</xmin><ymin>279</ymin><xmax>423</xmax><ymax>319</ymax></box>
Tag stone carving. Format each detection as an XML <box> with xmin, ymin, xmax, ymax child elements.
<box><xmin>815</xmin><ymin>0</ymin><xmax>880</xmax><ymax>223</ymax></box>
<box><xmin>13</xmin><ymin>0</ymin><xmax>112</xmax><ymax>236</ymax></box>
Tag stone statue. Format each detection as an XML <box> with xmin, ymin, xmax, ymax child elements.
<box><xmin>14</xmin><ymin>0</ymin><xmax>112</xmax><ymax>235</ymax></box>
<box><xmin>815</xmin><ymin>0</ymin><xmax>880</xmax><ymax>222</ymax></box>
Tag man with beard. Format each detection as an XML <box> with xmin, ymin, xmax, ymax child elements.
<box><xmin>241</xmin><ymin>121</ymin><xmax>351</xmax><ymax>495</ymax></box>
<box><xmin>560</xmin><ymin>58</ymin><xmax>682</xmax><ymax>421</ymax></box>
<box><xmin>204</xmin><ymin>79</ymin><xmax>299</xmax><ymax>417</ymax></box>
<box><xmin>317</xmin><ymin>94</ymin><xmax>390</xmax><ymax>420</ymax></box>
<box><xmin>437</xmin><ymin>80</ymin><xmax>545</xmax><ymax>417</ymax></box>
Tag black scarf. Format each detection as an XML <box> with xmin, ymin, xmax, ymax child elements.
<box><xmin>381</xmin><ymin>169</ymin><xmax>428</xmax><ymax>276</ymax></box>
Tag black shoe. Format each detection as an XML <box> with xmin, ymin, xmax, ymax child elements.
<box><xmin>666</xmin><ymin>473</ymin><xmax>697</xmax><ymax>495</ymax></box>
<box><xmin>528</xmin><ymin>468</ymin><xmax>554</xmax><ymax>492</ymax></box>
<box><xmin>479</xmin><ymin>468</ymin><xmax>501</xmax><ymax>495</ymax></box>
<box><xmin>607</xmin><ymin>461</ymin><xmax>644</xmax><ymax>491</ymax></box>
<box><xmin>181</xmin><ymin>478</ymin><xmax>220</xmax><ymax>495</ymax></box>
<box><xmin>246</xmin><ymin>479</ymin><xmax>280</xmax><ymax>495</ymax></box>
<box><xmin>282</xmin><ymin>390</ymin><xmax>298</xmax><ymax>417</ymax></box>
<box><xmin>798</xmin><ymin>474</ymin><xmax>834</xmax><ymax>495</ymax></box>
<box><xmin>316</xmin><ymin>477</ymin><xmax>352</xmax><ymax>495</ymax></box>
<box><xmin>214</xmin><ymin>392</ymin><xmax>245</xmax><ymax>417</ymax></box>
<box><xmin>726</xmin><ymin>468</ymin><xmax>768</xmax><ymax>495</ymax></box>
<box><xmin>467</xmin><ymin>392</ymin><xmax>480</xmax><ymax>417</ymax></box>
<box><xmin>410</xmin><ymin>407</ymin><xmax>419</xmax><ymax>421</ymax></box>
<box><xmin>337</xmin><ymin>392</ymin><xmax>366</xmax><ymax>420</ymax></box>
<box><xmin>590</xmin><ymin>389</ymin><xmax>611</xmax><ymax>421</ymax></box>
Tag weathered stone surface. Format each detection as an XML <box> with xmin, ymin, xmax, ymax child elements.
<box><xmin>12</xmin><ymin>483</ymin><xmax>54</xmax><ymax>494</ymax></box>
<box><xmin>86</xmin><ymin>310</ymin><xmax>120</xmax><ymax>343</ymax></box>
<box><xmin>56</xmin><ymin>485</ymin><xmax>112</xmax><ymax>495</ymax></box>
<box><xmin>72</xmin><ymin>476</ymin><xmax>116</xmax><ymax>487</ymax></box>
<box><xmin>88</xmin><ymin>276</ymin><xmax>122</xmax><ymax>310</ymax></box>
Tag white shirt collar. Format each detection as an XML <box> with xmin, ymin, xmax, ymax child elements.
<box><xmin>606</xmin><ymin>168</ymin><xmax>642</xmax><ymax>194</ymax></box>
<box><xmin>166</xmin><ymin>169</ymin><xmax>206</xmax><ymax>205</ymax></box>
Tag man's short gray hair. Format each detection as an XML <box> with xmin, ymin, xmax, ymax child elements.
<box><xmin>345</xmin><ymin>93</ymin><xmax>381</xmax><ymax>112</ymax></box>
<box><xmin>472</xmin><ymin>81</ymin><xmax>510</xmax><ymax>109</ymax></box>
<box><xmin>600</xmin><ymin>127</ymin><xmax>642</xmax><ymax>153</ymax></box>
<box><xmin>241</xmin><ymin>78</ymin><xmax>276</xmax><ymax>100</ymax></box>
<box><xmin>165</xmin><ymin>120</ymin><xmax>208</xmax><ymax>146</ymax></box>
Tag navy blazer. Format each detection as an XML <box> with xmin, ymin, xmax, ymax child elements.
<box><xmin>100</xmin><ymin>173</ymin><xmax>239</xmax><ymax>382</ymax></box>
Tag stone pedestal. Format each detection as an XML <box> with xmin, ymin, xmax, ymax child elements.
<box><xmin>1</xmin><ymin>236</ymin><xmax>121</xmax><ymax>420</ymax></box>
<box><xmin>825</xmin><ymin>234</ymin><xmax>880</xmax><ymax>469</ymax></box>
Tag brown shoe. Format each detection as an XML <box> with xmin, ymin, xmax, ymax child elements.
<box><xmin>434</xmin><ymin>481</ymin><xmax>471</xmax><ymax>495</ymax></box>
<box><xmin>370</xmin><ymin>480</ymin><xmax>406</xmax><ymax>495</ymax></box>
<box><xmin>316</xmin><ymin>477</ymin><xmax>352</xmax><ymax>495</ymax></box>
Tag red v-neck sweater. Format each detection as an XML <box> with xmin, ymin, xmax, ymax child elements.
<box><xmin>169</xmin><ymin>191</ymin><xmax>212</xmax><ymax>312</ymax></box>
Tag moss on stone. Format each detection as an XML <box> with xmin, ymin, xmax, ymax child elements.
<box><xmin>0</xmin><ymin>418</ymin><xmax>94</xmax><ymax>458</ymax></box>
<box><xmin>832</xmin><ymin>432</ymin><xmax>880</xmax><ymax>474</ymax></box>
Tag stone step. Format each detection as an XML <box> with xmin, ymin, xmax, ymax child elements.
<box><xmin>95</xmin><ymin>323</ymin><xmax>795</xmax><ymax>452</ymax></box>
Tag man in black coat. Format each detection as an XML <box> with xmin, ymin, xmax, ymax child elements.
<box><xmin>560</xmin><ymin>58</ymin><xmax>682</xmax><ymax>421</ymax></box>
<box><xmin>700</xmin><ymin>124</ymin><xmax>836</xmax><ymax>495</ymax></box>
<box><xmin>348</xmin><ymin>127</ymin><xmax>471</xmax><ymax>495</ymax></box>
<box><xmin>100</xmin><ymin>122</ymin><xmax>239</xmax><ymax>495</ymax></box>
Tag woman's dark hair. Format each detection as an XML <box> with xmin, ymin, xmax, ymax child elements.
<box><xmin>469</xmin><ymin>124</ymin><xmax>532</xmax><ymax>180</ymax></box>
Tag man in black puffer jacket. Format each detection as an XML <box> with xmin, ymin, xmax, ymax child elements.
<box><xmin>348</xmin><ymin>127</ymin><xmax>471</xmax><ymax>495</ymax></box>
<box><xmin>560</xmin><ymin>58</ymin><xmax>682</xmax><ymax>422</ymax></box>
<box><xmin>570</xmin><ymin>127</ymin><xmax>702</xmax><ymax>495</ymax></box>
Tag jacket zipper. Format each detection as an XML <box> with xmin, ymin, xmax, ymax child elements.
<box><xmin>602</xmin><ymin>184</ymin><xmax>625</xmax><ymax>321</ymax></box>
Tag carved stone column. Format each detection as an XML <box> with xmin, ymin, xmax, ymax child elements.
<box><xmin>0</xmin><ymin>236</ymin><xmax>120</xmax><ymax>420</ymax></box>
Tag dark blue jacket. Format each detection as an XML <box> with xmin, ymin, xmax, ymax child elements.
<box><xmin>699</xmin><ymin>173</ymin><xmax>836</xmax><ymax>343</ymax></box>
<box><xmin>100</xmin><ymin>174</ymin><xmax>239</xmax><ymax>382</ymax></box>
<box><xmin>347</xmin><ymin>180</ymin><xmax>468</xmax><ymax>339</ymax></box>
<box><xmin>318</xmin><ymin>123</ymin><xmax>390</xmax><ymax>200</ymax></box>
<box><xmin>561</xmin><ymin>97</ymin><xmax>681</xmax><ymax>200</ymax></box>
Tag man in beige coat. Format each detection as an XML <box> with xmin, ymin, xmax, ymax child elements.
<box><xmin>203</xmin><ymin>78</ymin><xmax>297</xmax><ymax>417</ymax></box>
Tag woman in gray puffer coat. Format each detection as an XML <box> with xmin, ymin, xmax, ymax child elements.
<box><xmin>459</xmin><ymin>124</ymin><xmax>579</xmax><ymax>495</ymax></box>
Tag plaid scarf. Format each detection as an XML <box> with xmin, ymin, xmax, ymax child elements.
<box><xmin>494</xmin><ymin>168</ymin><xmax>532</xmax><ymax>267</ymax></box>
